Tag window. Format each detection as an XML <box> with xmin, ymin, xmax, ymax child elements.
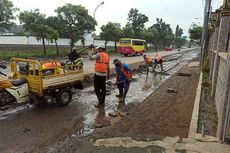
<box><xmin>132</xmin><ymin>40</ymin><xmax>144</xmax><ymax>46</ymax></box>
<box><xmin>120</xmin><ymin>40</ymin><xmax>131</xmax><ymax>44</ymax></box>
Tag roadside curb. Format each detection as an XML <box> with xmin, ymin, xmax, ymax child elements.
<box><xmin>188</xmin><ymin>72</ymin><xmax>203</xmax><ymax>138</ymax></box>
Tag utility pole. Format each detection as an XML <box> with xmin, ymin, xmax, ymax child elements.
<box><xmin>200</xmin><ymin>0</ymin><xmax>212</xmax><ymax>65</ymax></box>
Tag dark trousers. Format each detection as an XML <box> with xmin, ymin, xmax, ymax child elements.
<box><xmin>154</xmin><ymin>59</ymin><xmax>163</xmax><ymax>73</ymax></box>
<box><xmin>117</xmin><ymin>80</ymin><xmax>130</xmax><ymax>94</ymax></box>
<box><xmin>94</xmin><ymin>74</ymin><xmax>106</xmax><ymax>104</ymax></box>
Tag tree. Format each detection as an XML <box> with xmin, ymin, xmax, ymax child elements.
<box><xmin>122</xmin><ymin>23</ymin><xmax>135</xmax><ymax>38</ymax></box>
<box><xmin>175</xmin><ymin>36</ymin><xmax>187</xmax><ymax>48</ymax></box>
<box><xmin>100</xmin><ymin>22</ymin><xmax>122</xmax><ymax>50</ymax></box>
<box><xmin>189</xmin><ymin>23</ymin><xmax>203</xmax><ymax>45</ymax></box>
<box><xmin>48</xmin><ymin>29</ymin><xmax>59</xmax><ymax>55</ymax></box>
<box><xmin>140</xmin><ymin>28</ymin><xmax>155</xmax><ymax>49</ymax></box>
<box><xmin>127</xmin><ymin>8</ymin><xmax>148</xmax><ymax>38</ymax></box>
<box><xmin>19</xmin><ymin>9</ymin><xmax>57</xmax><ymax>56</ymax></box>
<box><xmin>80</xmin><ymin>37</ymin><xmax>85</xmax><ymax>47</ymax></box>
<box><xmin>150</xmin><ymin>18</ymin><xmax>174</xmax><ymax>50</ymax></box>
<box><xmin>175</xmin><ymin>25</ymin><xmax>183</xmax><ymax>37</ymax></box>
<box><xmin>0</xmin><ymin>0</ymin><xmax>18</xmax><ymax>32</ymax></box>
<box><xmin>56</xmin><ymin>4</ymin><xmax>96</xmax><ymax>52</ymax></box>
<box><xmin>46</xmin><ymin>16</ymin><xmax>68</xmax><ymax>38</ymax></box>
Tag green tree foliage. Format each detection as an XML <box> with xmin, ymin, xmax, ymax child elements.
<box><xmin>127</xmin><ymin>8</ymin><xmax>148</xmax><ymax>38</ymax></box>
<box><xmin>122</xmin><ymin>23</ymin><xmax>135</xmax><ymax>38</ymax></box>
<box><xmin>140</xmin><ymin>28</ymin><xmax>157</xmax><ymax>49</ymax></box>
<box><xmin>100</xmin><ymin>22</ymin><xmax>122</xmax><ymax>50</ymax></box>
<box><xmin>19</xmin><ymin>9</ymin><xmax>58</xmax><ymax>56</ymax></box>
<box><xmin>175</xmin><ymin>25</ymin><xmax>183</xmax><ymax>37</ymax></box>
<box><xmin>46</xmin><ymin>16</ymin><xmax>67</xmax><ymax>38</ymax></box>
<box><xmin>174</xmin><ymin>25</ymin><xmax>185</xmax><ymax>48</ymax></box>
<box><xmin>175</xmin><ymin>36</ymin><xmax>187</xmax><ymax>48</ymax></box>
<box><xmin>189</xmin><ymin>23</ymin><xmax>203</xmax><ymax>45</ymax></box>
<box><xmin>150</xmin><ymin>18</ymin><xmax>174</xmax><ymax>50</ymax></box>
<box><xmin>55</xmin><ymin>4</ymin><xmax>96</xmax><ymax>52</ymax></box>
<box><xmin>0</xmin><ymin>0</ymin><xmax>18</xmax><ymax>32</ymax></box>
<box><xmin>80</xmin><ymin>37</ymin><xmax>85</xmax><ymax>47</ymax></box>
<box><xmin>48</xmin><ymin>29</ymin><xmax>60</xmax><ymax>55</ymax></box>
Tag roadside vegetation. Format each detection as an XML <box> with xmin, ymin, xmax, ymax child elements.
<box><xmin>198</xmin><ymin>58</ymin><xmax>218</xmax><ymax>136</ymax></box>
<box><xmin>0</xmin><ymin>0</ymin><xmax>202</xmax><ymax>58</ymax></box>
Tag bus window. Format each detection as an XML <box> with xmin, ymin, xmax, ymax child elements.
<box><xmin>132</xmin><ymin>40</ymin><xmax>144</xmax><ymax>46</ymax></box>
<box><xmin>120</xmin><ymin>40</ymin><xmax>131</xmax><ymax>44</ymax></box>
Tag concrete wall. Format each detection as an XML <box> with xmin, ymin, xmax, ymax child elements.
<box><xmin>208</xmin><ymin>7</ymin><xmax>230</xmax><ymax>141</ymax></box>
<box><xmin>215</xmin><ymin>55</ymin><xmax>228</xmax><ymax>118</ymax></box>
<box><xmin>0</xmin><ymin>35</ymin><xmax>115</xmax><ymax>47</ymax></box>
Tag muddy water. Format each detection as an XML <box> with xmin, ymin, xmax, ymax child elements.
<box><xmin>0</xmin><ymin>50</ymin><xmax>199</xmax><ymax>152</ymax></box>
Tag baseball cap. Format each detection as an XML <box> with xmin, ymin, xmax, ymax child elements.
<box><xmin>113</xmin><ymin>59</ymin><xmax>121</xmax><ymax>64</ymax></box>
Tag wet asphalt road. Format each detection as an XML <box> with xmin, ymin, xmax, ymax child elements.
<box><xmin>0</xmin><ymin>49</ymin><xmax>198</xmax><ymax>152</ymax></box>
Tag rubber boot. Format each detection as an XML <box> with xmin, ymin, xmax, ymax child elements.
<box><xmin>95</xmin><ymin>93</ymin><xmax>105</xmax><ymax>108</ymax></box>
<box><xmin>119</xmin><ymin>91</ymin><xmax>127</xmax><ymax>103</ymax></box>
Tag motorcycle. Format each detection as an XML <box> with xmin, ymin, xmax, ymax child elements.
<box><xmin>0</xmin><ymin>64</ymin><xmax>29</xmax><ymax>109</ymax></box>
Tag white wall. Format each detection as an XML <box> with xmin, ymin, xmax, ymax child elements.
<box><xmin>0</xmin><ymin>34</ymin><xmax>115</xmax><ymax>47</ymax></box>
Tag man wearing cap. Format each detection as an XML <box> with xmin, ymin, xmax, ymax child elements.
<box><xmin>89</xmin><ymin>45</ymin><xmax>110</xmax><ymax>108</ymax></box>
<box><xmin>113</xmin><ymin>59</ymin><xmax>132</xmax><ymax>103</ymax></box>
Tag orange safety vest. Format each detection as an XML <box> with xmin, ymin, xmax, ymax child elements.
<box><xmin>156</xmin><ymin>55</ymin><xmax>162</xmax><ymax>61</ymax></box>
<box><xmin>116</xmin><ymin>64</ymin><xmax>132</xmax><ymax>81</ymax></box>
<box><xmin>42</xmin><ymin>62</ymin><xmax>61</xmax><ymax>69</ymax></box>
<box><xmin>95</xmin><ymin>52</ymin><xmax>109</xmax><ymax>73</ymax></box>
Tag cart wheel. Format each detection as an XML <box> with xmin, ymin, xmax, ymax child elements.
<box><xmin>56</xmin><ymin>88</ymin><xmax>72</xmax><ymax>106</ymax></box>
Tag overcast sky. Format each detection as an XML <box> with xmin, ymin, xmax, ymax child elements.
<box><xmin>11</xmin><ymin>0</ymin><xmax>223</xmax><ymax>36</ymax></box>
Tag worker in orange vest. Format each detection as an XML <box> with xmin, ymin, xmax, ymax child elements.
<box><xmin>143</xmin><ymin>55</ymin><xmax>154</xmax><ymax>75</ymax></box>
<box><xmin>154</xmin><ymin>54</ymin><xmax>163</xmax><ymax>74</ymax></box>
<box><xmin>90</xmin><ymin>44</ymin><xmax>110</xmax><ymax>108</ymax></box>
<box><xmin>113</xmin><ymin>59</ymin><xmax>132</xmax><ymax>103</ymax></box>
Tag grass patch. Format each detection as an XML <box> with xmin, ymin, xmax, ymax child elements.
<box><xmin>0</xmin><ymin>49</ymin><xmax>70</xmax><ymax>59</ymax></box>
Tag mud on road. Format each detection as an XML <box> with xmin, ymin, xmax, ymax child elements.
<box><xmin>0</xmin><ymin>51</ymin><xmax>199</xmax><ymax>153</ymax></box>
<box><xmin>92</xmin><ymin>62</ymin><xmax>200</xmax><ymax>140</ymax></box>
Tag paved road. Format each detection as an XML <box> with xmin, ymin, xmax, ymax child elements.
<box><xmin>0</xmin><ymin>48</ymin><xmax>196</xmax><ymax>75</ymax></box>
<box><xmin>0</xmin><ymin>48</ymin><xmax>198</xmax><ymax>152</ymax></box>
<box><xmin>83</xmin><ymin>48</ymin><xmax>197</xmax><ymax>75</ymax></box>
